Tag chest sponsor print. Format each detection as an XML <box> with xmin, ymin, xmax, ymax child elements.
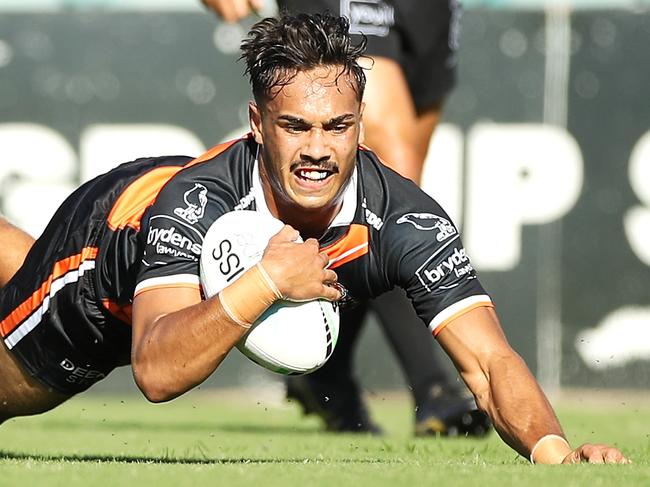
<box><xmin>146</xmin><ymin>215</ymin><xmax>203</xmax><ymax>262</ymax></box>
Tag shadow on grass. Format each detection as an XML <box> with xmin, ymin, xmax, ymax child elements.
<box><xmin>29</xmin><ymin>419</ymin><xmax>322</xmax><ymax>435</ymax></box>
<box><xmin>0</xmin><ymin>450</ymin><xmax>384</xmax><ymax>465</ymax></box>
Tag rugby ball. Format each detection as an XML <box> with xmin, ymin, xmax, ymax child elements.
<box><xmin>200</xmin><ymin>210</ymin><xmax>339</xmax><ymax>375</ymax></box>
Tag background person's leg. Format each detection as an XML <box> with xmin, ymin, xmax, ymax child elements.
<box><xmin>371</xmin><ymin>290</ymin><xmax>491</xmax><ymax>436</ymax></box>
<box><xmin>286</xmin><ymin>303</ymin><xmax>381</xmax><ymax>433</ymax></box>
<box><xmin>358</xmin><ymin>56</ymin><xmax>424</xmax><ymax>184</ymax></box>
<box><xmin>356</xmin><ymin>57</ymin><xmax>491</xmax><ymax>435</ymax></box>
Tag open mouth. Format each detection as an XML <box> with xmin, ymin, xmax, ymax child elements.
<box><xmin>292</xmin><ymin>164</ymin><xmax>339</xmax><ymax>185</ymax></box>
<box><xmin>296</xmin><ymin>168</ymin><xmax>333</xmax><ymax>181</ymax></box>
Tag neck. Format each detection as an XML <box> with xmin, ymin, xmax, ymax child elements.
<box><xmin>258</xmin><ymin>170</ymin><xmax>342</xmax><ymax>240</ymax></box>
<box><xmin>263</xmin><ymin>186</ymin><xmax>341</xmax><ymax>240</ymax></box>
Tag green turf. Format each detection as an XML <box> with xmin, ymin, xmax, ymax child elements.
<box><xmin>1</xmin><ymin>390</ymin><xmax>648</xmax><ymax>486</ymax></box>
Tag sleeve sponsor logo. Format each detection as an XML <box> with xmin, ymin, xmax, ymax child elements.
<box><xmin>396</xmin><ymin>212</ymin><xmax>457</xmax><ymax>242</ymax></box>
<box><xmin>174</xmin><ymin>183</ymin><xmax>208</xmax><ymax>224</ymax></box>
<box><xmin>146</xmin><ymin>217</ymin><xmax>202</xmax><ymax>261</ymax></box>
<box><xmin>416</xmin><ymin>247</ymin><xmax>475</xmax><ymax>292</ymax></box>
<box><xmin>362</xmin><ymin>198</ymin><xmax>383</xmax><ymax>230</ymax></box>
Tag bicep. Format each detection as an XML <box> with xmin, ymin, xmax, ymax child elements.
<box><xmin>131</xmin><ymin>287</ymin><xmax>203</xmax><ymax>346</ymax></box>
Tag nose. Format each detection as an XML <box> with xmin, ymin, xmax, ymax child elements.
<box><xmin>301</xmin><ymin>128</ymin><xmax>330</xmax><ymax>163</ymax></box>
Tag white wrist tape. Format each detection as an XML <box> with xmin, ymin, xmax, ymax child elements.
<box><xmin>218</xmin><ymin>261</ymin><xmax>282</xmax><ymax>328</ymax></box>
<box><xmin>254</xmin><ymin>262</ymin><xmax>283</xmax><ymax>300</ymax></box>
<box><xmin>530</xmin><ymin>434</ymin><xmax>571</xmax><ymax>464</ymax></box>
<box><xmin>218</xmin><ymin>292</ymin><xmax>252</xmax><ymax>329</ymax></box>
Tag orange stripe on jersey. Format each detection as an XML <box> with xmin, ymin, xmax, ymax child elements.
<box><xmin>186</xmin><ymin>137</ymin><xmax>243</xmax><ymax>166</ymax></box>
<box><xmin>102</xmin><ymin>299</ymin><xmax>133</xmax><ymax>325</ymax></box>
<box><xmin>0</xmin><ymin>246</ymin><xmax>99</xmax><ymax>337</ymax></box>
<box><xmin>107</xmin><ymin>138</ymin><xmax>241</xmax><ymax>231</ymax></box>
<box><xmin>107</xmin><ymin>166</ymin><xmax>181</xmax><ymax>231</ymax></box>
<box><xmin>432</xmin><ymin>301</ymin><xmax>495</xmax><ymax>338</ymax></box>
<box><xmin>322</xmin><ymin>224</ymin><xmax>369</xmax><ymax>270</ymax></box>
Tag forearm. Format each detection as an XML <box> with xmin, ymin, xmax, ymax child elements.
<box><xmin>439</xmin><ymin>307</ymin><xmax>628</xmax><ymax>465</ymax></box>
<box><xmin>472</xmin><ymin>352</ymin><xmax>570</xmax><ymax>463</ymax></box>
<box><xmin>132</xmin><ymin>295</ymin><xmax>247</xmax><ymax>402</ymax></box>
<box><xmin>132</xmin><ymin>263</ymin><xmax>281</xmax><ymax>402</ymax></box>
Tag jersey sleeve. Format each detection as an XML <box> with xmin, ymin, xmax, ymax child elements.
<box><xmin>382</xmin><ymin>206</ymin><xmax>493</xmax><ymax>337</ymax></box>
<box><xmin>134</xmin><ymin>174</ymin><xmax>229</xmax><ymax>297</ymax></box>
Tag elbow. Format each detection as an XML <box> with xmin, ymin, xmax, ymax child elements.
<box><xmin>132</xmin><ymin>360</ymin><xmax>179</xmax><ymax>403</ymax></box>
<box><xmin>139</xmin><ymin>384</ymin><xmax>175</xmax><ymax>404</ymax></box>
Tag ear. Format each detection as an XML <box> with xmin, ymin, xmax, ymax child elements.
<box><xmin>358</xmin><ymin>101</ymin><xmax>366</xmax><ymax>146</ymax></box>
<box><xmin>249</xmin><ymin>101</ymin><xmax>264</xmax><ymax>145</ymax></box>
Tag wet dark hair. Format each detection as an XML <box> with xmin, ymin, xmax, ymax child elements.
<box><xmin>240</xmin><ymin>12</ymin><xmax>367</xmax><ymax>104</ymax></box>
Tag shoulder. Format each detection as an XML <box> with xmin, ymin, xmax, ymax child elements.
<box><xmin>156</xmin><ymin>136</ymin><xmax>256</xmax><ymax>204</ymax></box>
<box><xmin>141</xmin><ymin>136</ymin><xmax>256</xmax><ymax>235</ymax></box>
<box><xmin>356</xmin><ymin>146</ymin><xmax>446</xmax><ymax>227</ymax></box>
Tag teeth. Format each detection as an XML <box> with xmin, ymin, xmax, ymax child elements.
<box><xmin>299</xmin><ymin>169</ymin><xmax>329</xmax><ymax>181</ymax></box>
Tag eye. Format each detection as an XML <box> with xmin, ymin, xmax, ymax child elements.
<box><xmin>328</xmin><ymin>123</ymin><xmax>351</xmax><ymax>134</ymax></box>
<box><xmin>284</xmin><ymin>124</ymin><xmax>308</xmax><ymax>134</ymax></box>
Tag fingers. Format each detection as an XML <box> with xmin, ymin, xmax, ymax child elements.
<box><xmin>271</xmin><ymin>225</ymin><xmax>301</xmax><ymax>243</ymax></box>
<box><xmin>323</xmin><ymin>269</ymin><xmax>338</xmax><ymax>283</ymax></box>
<box><xmin>566</xmin><ymin>444</ymin><xmax>630</xmax><ymax>464</ymax></box>
<box><xmin>263</xmin><ymin>230</ymin><xmax>340</xmax><ymax>302</ymax></box>
<box><xmin>604</xmin><ymin>447</ymin><xmax>630</xmax><ymax>464</ymax></box>
<box><xmin>320</xmin><ymin>283</ymin><xmax>342</xmax><ymax>302</ymax></box>
<box><xmin>317</xmin><ymin>268</ymin><xmax>341</xmax><ymax>302</ymax></box>
<box><xmin>202</xmin><ymin>0</ymin><xmax>257</xmax><ymax>23</ymax></box>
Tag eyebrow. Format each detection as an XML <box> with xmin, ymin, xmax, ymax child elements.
<box><xmin>278</xmin><ymin>114</ymin><xmax>356</xmax><ymax>126</ymax></box>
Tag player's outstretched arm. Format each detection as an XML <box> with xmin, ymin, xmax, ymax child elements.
<box><xmin>436</xmin><ymin>306</ymin><xmax>629</xmax><ymax>464</ymax></box>
<box><xmin>131</xmin><ymin>225</ymin><xmax>340</xmax><ymax>403</ymax></box>
<box><xmin>200</xmin><ymin>0</ymin><xmax>264</xmax><ymax>23</ymax></box>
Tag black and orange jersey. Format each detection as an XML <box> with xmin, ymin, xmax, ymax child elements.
<box><xmin>0</xmin><ymin>134</ymin><xmax>491</xmax><ymax>394</ymax></box>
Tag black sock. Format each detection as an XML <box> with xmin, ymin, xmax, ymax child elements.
<box><xmin>371</xmin><ymin>288</ymin><xmax>461</xmax><ymax>408</ymax></box>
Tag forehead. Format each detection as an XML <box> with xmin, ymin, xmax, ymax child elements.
<box><xmin>265</xmin><ymin>66</ymin><xmax>360</xmax><ymax>118</ymax></box>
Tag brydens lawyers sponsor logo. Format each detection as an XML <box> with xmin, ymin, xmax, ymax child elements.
<box><xmin>147</xmin><ymin>225</ymin><xmax>202</xmax><ymax>256</ymax></box>
<box><xmin>396</xmin><ymin>212</ymin><xmax>457</xmax><ymax>242</ymax></box>
<box><xmin>416</xmin><ymin>247</ymin><xmax>475</xmax><ymax>291</ymax></box>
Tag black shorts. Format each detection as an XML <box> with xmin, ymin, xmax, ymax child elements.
<box><xmin>0</xmin><ymin>187</ymin><xmax>132</xmax><ymax>395</ymax></box>
<box><xmin>278</xmin><ymin>0</ymin><xmax>461</xmax><ymax>111</ymax></box>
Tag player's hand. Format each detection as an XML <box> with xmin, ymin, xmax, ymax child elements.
<box><xmin>261</xmin><ymin>225</ymin><xmax>341</xmax><ymax>302</ymax></box>
<box><xmin>200</xmin><ymin>0</ymin><xmax>264</xmax><ymax>23</ymax></box>
<box><xmin>562</xmin><ymin>444</ymin><xmax>630</xmax><ymax>464</ymax></box>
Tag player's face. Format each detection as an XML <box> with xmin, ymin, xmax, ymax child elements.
<box><xmin>250</xmin><ymin>66</ymin><xmax>364</xmax><ymax>214</ymax></box>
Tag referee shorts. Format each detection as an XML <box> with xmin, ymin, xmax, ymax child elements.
<box><xmin>278</xmin><ymin>0</ymin><xmax>461</xmax><ymax>111</ymax></box>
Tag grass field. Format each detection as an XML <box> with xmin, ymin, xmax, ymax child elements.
<box><xmin>1</xmin><ymin>388</ymin><xmax>649</xmax><ymax>486</ymax></box>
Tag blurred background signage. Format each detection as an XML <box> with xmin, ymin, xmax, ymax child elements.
<box><xmin>1</xmin><ymin>1</ymin><xmax>649</xmax><ymax>393</ymax></box>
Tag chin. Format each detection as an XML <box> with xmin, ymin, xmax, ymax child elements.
<box><xmin>289</xmin><ymin>194</ymin><xmax>335</xmax><ymax>212</ymax></box>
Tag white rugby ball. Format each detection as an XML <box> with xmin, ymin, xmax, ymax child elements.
<box><xmin>200</xmin><ymin>210</ymin><xmax>339</xmax><ymax>375</ymax></box>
